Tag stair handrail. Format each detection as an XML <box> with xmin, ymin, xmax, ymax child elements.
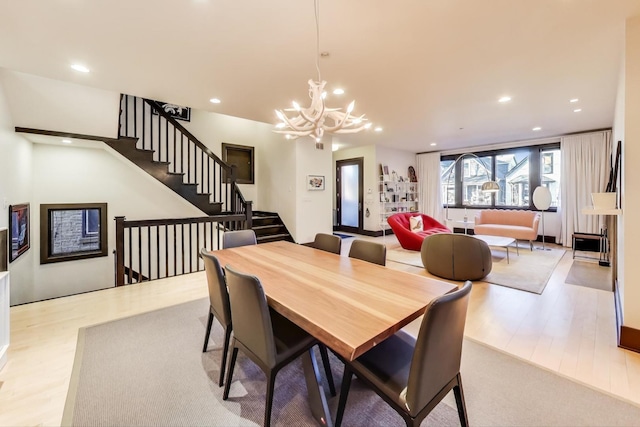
<box><xmin>141</xmin><ymin>98</ymin><xmax>230</xmax><ymax>172</ymax></box>
<box><xmin>119</xmin><ymin>95</ymin><xmax>250</xmax><ymax>216</ymax></box>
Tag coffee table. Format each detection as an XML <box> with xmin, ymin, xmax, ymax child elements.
<box><xmin>473</xmin><ymin>235</ymin><xmax>518</xmax><ymax>263</ymax></box>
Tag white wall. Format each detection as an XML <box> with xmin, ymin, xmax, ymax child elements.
<box><xmin>0</xmin><ymin>69</ymin><xmax>119</xmax><ymax>138</ymax></box>
<box><xmin>0</xmin><ymin>75</ymin><xmax>34</xmax><ymax>295</ymax></box>
<box><xmin>620</xmin><ymin>15</ymin><xmax>640</xmax><ymax>330</ymax></box>
<box><xmin>613</xmin><ymin>39</ymin><xmax>626</xmax><ymax>308</ymax></box>
<box><xmin>14</xmin><ymin>142</ymin><xmax>204</xmax><ymax>305</ymax></box>
<box><xmin>295</xmin><ymin>141</ymin><xmax>333</xmax><ymax>244</ymax></box>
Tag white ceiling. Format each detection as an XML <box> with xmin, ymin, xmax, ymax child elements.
<box><xmin>1</xmin><ymin>0</ymin><xmax>639</xmax><ymax>153</ymax></box>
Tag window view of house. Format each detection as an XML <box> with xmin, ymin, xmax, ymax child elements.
<box><xmin>440</xmin><ymin>146</ymin><xmax>561</xmax><ymax>210</ymax></box>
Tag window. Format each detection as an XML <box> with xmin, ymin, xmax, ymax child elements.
<box><xmin>461</xmin><ymin>156</ymin><xmax>492</xmax><ymax>206</ymax></box>
<box><xmin>40</xmin><ymin>203</ymin><xmax>108</xmax><ymax>264</ymax></box>
<box><xmin>441</xmin><ymin>143</ymin><xmax>560</xmax><ymax>211</ymax></box>
<box><xmin>495</xmin><ymin>150</ymin><xmax>530</xmax><ymax>207</ymax></box>
<box><xmin>222</xmin><ymin>143</ymin><xmax>255</xmax><ymax>184</ymax></box>
<box><xmin>540</xmin><ymin>148</ymin><xmax>561</xmax><ymax>207</ymax></box>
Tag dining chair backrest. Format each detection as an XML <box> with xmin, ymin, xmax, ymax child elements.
<box><xmin>200</xmin><ymin>248</ymin><xmax>232</xmax><ymax>328</ymax></box>
<box><xmin>223</xmin><ymin>229</ymin><xmax>257</xmax><ymax>249</ymax></box>
<box><xmin>405</xmin><ymin>281</ymin><xmax>472</xmax><ymax>413</ymax></box>
<box><xmin>224</xmin><ymin>265</ymin><xmax>277</xmax><ymax>368</ymax></box>
<box><xmin>348</xmin><ymin>239</ymin><xmax>387</xmax><ymax>266</ymax></box>
<box><xmin>312</xmin><ymin>233</ymin><xmax>342</xmax><ymax>255</ymax></box>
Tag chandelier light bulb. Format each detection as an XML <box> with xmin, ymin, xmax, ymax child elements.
<box><xmin>292</xmin><ymin>101</ymin><xmax>301</xmax><ymax>111</ymax></box>
<box><xmin>347</xmin><ymin>101</ymin><xmax>355</xmax><ymax>114</ymax></box>
<box><xmin>275</xmin><ymin>110</ymin><xmax>285</xmax><ymax>121</ymax></box>
<box><xmin>364</xmin><ymin>123</ymin><xmax>372</xmax><ymax>129</ymax></box>
<box><xmin>276</xmin><ymin>123</ymin><xmax>286</xmax><ymax>128</ymax></box>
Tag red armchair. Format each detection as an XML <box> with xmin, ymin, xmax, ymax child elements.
<box><xmin>387</xmin><ymin>213</ymin><xmax>451</xmax><ymax>251</ymax></box>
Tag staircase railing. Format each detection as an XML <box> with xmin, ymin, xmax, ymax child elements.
<box><xmin>114</xmin><ymin>213</ymin><xmax>250</xmax><ymax>286</ymax></box>
<box><xmin>118</xmin><ymin>94</ymin><xmax>249</xmax><ymax>215</ymax></box>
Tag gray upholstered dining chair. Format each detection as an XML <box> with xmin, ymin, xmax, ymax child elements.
<box><xmin>312</xmin><ymin>233</ymin><xmax>342</xmax><ymax>255</ymax></box>
<box><xmin>334</xmin><ymin>281</ymin><xmax>473</xmax><ymax>427</ymax></box>
<box><xmin>200</xmin><ymin>248</ymin><xmax>233</xmax><ymax>387</ymax></box>
<box><xmin>222</xmin><ymin>265</ymin><xmax>336</xmax><ymax>427</ymax></box>
<box><xmin>348</xmin><ymin>239</ymin><xmax>387</xmax><ymax>266</ymax></box>
<box><xmin>222</xmin><ymin>229</ymin><xmax>257</xmax><ymax>249</ymax></box>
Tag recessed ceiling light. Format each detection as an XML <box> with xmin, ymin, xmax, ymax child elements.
<box><xmin>333</xmin><ymin>88</ymin><xmax>344</xmax><ymax>95</ymax></box>
<box><xmin>62</xmin><ymin>139</ymin><xmax>72</xmax><ymax>144</ymax></box>
<box><xmin>498</xmin><ymin>96</ymin><xmax>511</xmax><ymax>103</ymax></box>
<box><xmin>332</xmin><ymin>143</ymin><xmax>340</xmax><ymax>151</ymax></box>
<box><xmin>574</xmin><ymin>108</ymin><xmax>582</xmax><ymax>113</ymax></box>
<box><xmin>364</xmin><ymin>123</ymin><xmax>372</xmax><ymax>129</ymax></box>
<box><xmin>209</xmin><ymin>98</ymin><xmax>221</xmax><ymax>104</ymax></box>
<box><xmin>430</xmin><ymin>142</ymin><xmax>437</xmax><ymax>146</ymax></box>
<box><xmin>532</xmin><ymin>127</ymin><xmax>541</xmax><ymax>131</ymax></box>
<box><xmin>374</xmin><ymin>127</ymin><xmax>383</xmax><ymax>132</ymax></box>
<box><xmin>71</xmin><ymin>64</ymin><xmax>90</xmax><ymax>73</ymax></box>
<box><xmin>570</xmin><ymin>98</ymin><xmax>579</xmax><ymax>103</ymax></box>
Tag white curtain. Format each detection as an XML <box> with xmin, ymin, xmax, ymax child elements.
<box><xmin>417</xmin><ymin>152</ymin><xmax>445</xmax><ymax>222</ymax></box>
<box><xmin>559</xmin><ymin>130</ymin><xmax>612</xmax><ymax>246</ymax></box>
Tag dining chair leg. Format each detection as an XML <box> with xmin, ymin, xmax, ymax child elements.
<box><xmin>264</xmin><ymin>372</ymin><xmax>277</xmax><ymax>427</ymax></box>
<box><xmin>218</xmin><ymin>327</ymin><xmax>233</xmax><ymax>387</ymax></box>
<box><xmin>222</xmin><ymin>346</ymin><xmax>239</xmax><ymax>400</ymax></box>
<box><xmin>453</xmin><ymin>373</ymin><xmax>469</xmax><ymax>427</ymax></box>
<box><xmin>334</xmin><ymin>367</ymin><xmax>353</xmax><ymax>427</ymax></box>
<box><xmin>202</xmin><ymin>310</ymin><xmax>214</xmax><ymax>352</ymax></box>
<box><xmin>318</xmin><ymin>345</ymin><xmax>336</xmax><ymax>396</ymax></box>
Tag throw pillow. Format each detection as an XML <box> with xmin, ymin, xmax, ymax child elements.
<box><xmin>409</xmin><ymin>216</ymin><xmax>423</xmax><ymax>233</ymax></box>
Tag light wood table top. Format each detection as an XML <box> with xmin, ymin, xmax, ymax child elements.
<box><xmin>213</xmin><ymin>241</ymin><xmax>457</xmax><ymax>361</ymax></box>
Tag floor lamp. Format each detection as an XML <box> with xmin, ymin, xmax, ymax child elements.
<box><xmin>532</xmin><ymin>186</ymin><xmax>552</xmax><ymax>251</ymax></box>
<box><xmin>444</xmin><ymin>153</ymin><xmax>500</xmax><ymax>222</ymax></box>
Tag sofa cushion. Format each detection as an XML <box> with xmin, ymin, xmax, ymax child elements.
<box><xmin>409</xmin><ymin>216</ymin><xmax>423</xmax><ymax>233</ymax></box>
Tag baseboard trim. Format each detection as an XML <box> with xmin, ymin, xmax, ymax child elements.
<box><xmin>620</xmin><ymin>326</ymin><xmax>640</xmax><ymax>353</ymax></box>
<box><xmin>333</xmin><ymin>228</ymin><xmax>394</xmax><ymax>238</ymax></box>
<box><xmin>615</xmin><ymin>280</ymin><xmax>640</xmax><ymax>353</ymax></box>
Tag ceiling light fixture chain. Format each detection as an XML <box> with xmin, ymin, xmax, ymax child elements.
<box><xmin>273</xmin><ymin>0</ymin><xmax>370</xmax><ymax>142</ymax></box>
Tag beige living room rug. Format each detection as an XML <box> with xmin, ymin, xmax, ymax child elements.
<box><xmin>565</xmin><ymin>260</ymin><xmax>613</xmax><ymax>291</ymax></box>
<box><xmin>387</xmin><ymin>244</ymin><xmax>565</xmax><ymax>294</ymax></box>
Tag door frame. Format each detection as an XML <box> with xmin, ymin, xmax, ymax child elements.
<box><xmin>335</xmin><ymin>157</ymin><xmax>364</xmax><ymax>234</ymax></box>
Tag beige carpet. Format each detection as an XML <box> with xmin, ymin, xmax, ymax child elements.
<box><xmin>387</xmin><ymin>244</ymin><xmax>565</xmax><ymax>294</ymax></box>
<box><xmin>63</xmin><ymin>299</ymin><xmax>640</xmax><ymax>426</ymax></box>
<box><xmin>565</xmin><ymin>260</ymin><xmax>613</xmax><ymax>291</ymax></box>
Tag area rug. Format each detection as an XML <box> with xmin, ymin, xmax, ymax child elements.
<box><xmin>565</xmin><ymin>260</ymin><xmax>613</xmax><ymax>291</ymax></box>
<box><xmin>387</xmin><ymin>245</ymin><xmax>565</xmax><ymax>294</ymax></box>
<box><xmin>63</xmin><ymin>299</ymin><xmax>640</xmax><ymax>426</ymax></box>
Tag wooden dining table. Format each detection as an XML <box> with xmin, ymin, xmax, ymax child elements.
<box><xmin>213</xmin><ymin>240</ymin><xmax>457</xmax><ymax>426</ymax></box>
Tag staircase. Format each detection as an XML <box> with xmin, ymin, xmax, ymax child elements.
<box><xmin>114</xmin><ymin>95</ymin><xmax>248</xmax><ymax>218</ymax></box>
<box><xmin>251</xmin><ymin>211</ymin><xmax>294</xmax><ymax>244</ymax></box>
<box><xmin>113</xmin><ymin>95</ymin><xmax>293</xmax><ymax>244</ymax></box>
<box><xmin>105</xmin><ymin>136</ymin><xmax>223</xmax><ymax>214</ymax></box>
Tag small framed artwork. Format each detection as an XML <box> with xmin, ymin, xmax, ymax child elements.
<box><xmin>151</xmin><ymin>101</ymin><xmax>191</xmax><ymax>122</ymax></box>
<box><xmin>9</xmin><ymin>203</ymin><xmax>30</xmax><ymax>263</ymax></box>
<box><xmin>307</xmin><ymin>175</ymin><xmax>325</xmax><ymax>191</ymax></box>
<box><xmin>381</xmin><ymin>164</ymin><xmax>390</xmax><ymax>181</ymax></box>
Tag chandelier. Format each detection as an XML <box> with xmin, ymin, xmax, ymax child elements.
<box><xmin>274</xmin><ymin>0</ymin><xmax>370</xmax><ymax>142</ymax></box>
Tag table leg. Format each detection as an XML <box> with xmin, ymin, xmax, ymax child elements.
<box><xmin>506</xmin><ymin>246</ymin><xmax>510</xmax><ymax>264</ymax></box>
<box><xmin>301</xmin><ymin>349</ymin><xmax>333</xmax><ymax>426</ymax></box>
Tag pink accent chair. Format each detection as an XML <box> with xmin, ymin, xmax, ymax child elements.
<box><xmin>387</xmin><ymin>213</ymin><xmax>451</xmax><ymax>251</ymax></box>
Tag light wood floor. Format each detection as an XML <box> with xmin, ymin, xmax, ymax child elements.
<box><xmin>1</xmin><ymin>235</ymin><xmax>639</xmax><ymax>426</ymax></box>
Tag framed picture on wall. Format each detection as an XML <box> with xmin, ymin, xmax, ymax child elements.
<box><xmin>307</xmin><ymin>175</ymin><xmax>325</xmax><ymax>191</ymax></box>
<box><xmin>39</xmin><ymin>203</ymin><xmax>108</xmax><ymax>264</ymax></box>
<box><xmin>9</xmin><ymin>203</ymin><xmax>30</xmax><ymax>263</ymax></box>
